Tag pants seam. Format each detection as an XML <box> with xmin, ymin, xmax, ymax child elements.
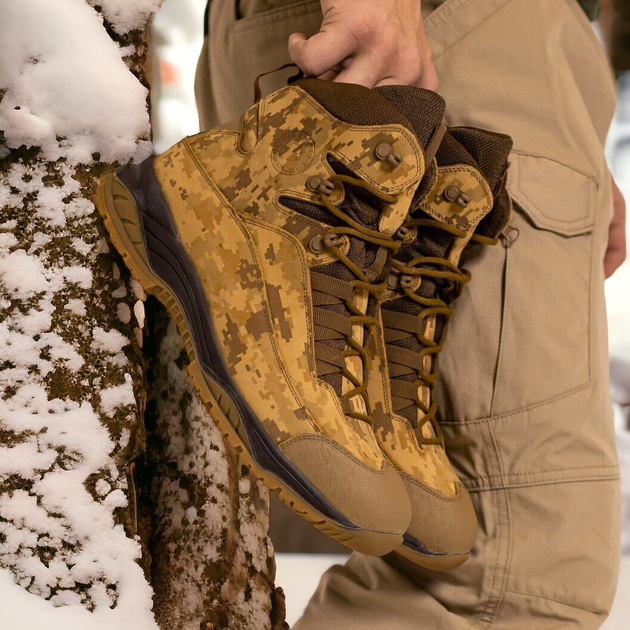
<box><xmin>467</xmin><ymin>464</ymin><xmax>620</xmax><ymax>481</ymax></box>
<box><xmin>425</xmin><ymin>0</ymin><xmax>513</xmax><ymax>59</ymax></box>
<box><xmin>440</xmin><ymin>380</ymin><xmax>592</xmax><ymax>426</ymax></box>
<box><xmin>489</xmin><ymin>240</ymin><xmax>510</xmax><ymax>417</ymax></box>
<box><xmin>504</xmin><ymin>588</ymin><xmax>606</xmax><ymax>616</ymax></box>
<box><xmin>475</xmin><ymin>420</ymin><xmax>512</xmax><ymax>628</ymax></box>
<box><xmin>465</xmin><ymin>472</ymin><xmax>620</xmax><ymax>493</ymax></box>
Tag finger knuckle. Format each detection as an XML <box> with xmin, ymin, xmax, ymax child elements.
<box><xmin>297</xmin><ymin>53</ymin><xmax>323</xmax><ymax>77</ymax></box>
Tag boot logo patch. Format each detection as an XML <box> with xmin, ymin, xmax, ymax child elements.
<box><xmin>271</xmin><ymin>129</ymin><xmax>316</xmax><ymax>175</ymax></box>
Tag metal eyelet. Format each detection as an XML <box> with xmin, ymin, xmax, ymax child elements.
<box><xmin>443</xmin><ymin>184</ymin><xmax>471</xmax><ymax>207</ymax></box>
<box><xmin>306</xmin><ymin>175</ymin><xmax>334</xmax><ymax>196</ymax></box>
<box><xmin>375</xmin><ymin>143</ymin><xmax>402</xmax><ymax>168</ymax></box>
<box><xmin>309</xmin><ymin>233</ymin><xmax>340</xmax><ymax>253</ymax></box>
<box><xmin>309</xmin><ymin>235</ymin><xmax>324</xmax><ymax>253</ymax></box>
<box><xmin>386</xmin><ymin>274</ymin><xmax>399</xmax><ymax>290</ymax></box>
<box><xmin>395</xmin><ymin>225</ymin><xmax>411</xmax><ymax>240</ymax></box>
<box><xmin>399</xmin><ymin>275</ymin><xmax>415</xmax><ymax>289</ymax></box>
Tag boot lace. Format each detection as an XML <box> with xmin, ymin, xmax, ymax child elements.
<box><xmin>384</xmin><ymin>217</ymin><xmax>473</xmax><ymax>444</ymax></box>
<box><xmin>309</xmin><ymin>173</ymin><xmax>401</xmax><ymax>424</ymax></box>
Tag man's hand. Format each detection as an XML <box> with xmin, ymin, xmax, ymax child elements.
<box><xmin>605</xmin><ymin>174</ymin><xmax>627</xmax><ymax>278</ymax></box>
<box><xmin>288</xmin><ymin>0</ymin><xmax>438</xmax><ymax>90</ymax></box>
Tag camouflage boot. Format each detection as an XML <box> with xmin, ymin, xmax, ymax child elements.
<box><xmin>96</xmin><ymin>78</ymin><xmax>448</xmax><ymax>555</ymax></box>
<box><xmin>364</xmin><ymin>111</ymin><xmax>514</xmax><ymax>568</ymax></box>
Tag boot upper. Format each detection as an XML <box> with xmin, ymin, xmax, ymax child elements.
<box><xmin>150</xmin><ymin>79</ymin><xmax>447</xmax><ymax>534</ymax></box>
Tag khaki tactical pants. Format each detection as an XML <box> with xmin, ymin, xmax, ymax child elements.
<box><xmin>195</xmin><ymin>0</ymin><xmax>621</xmax><ymax>627</ymax></box>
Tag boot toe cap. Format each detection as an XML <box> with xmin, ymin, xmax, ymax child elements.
<box><xmin>403</xmin><ymin>476</ymin><xmax>478</xmax><ymax>556</ymax></box>
<box><xmin>280</xmin><ymin>434</ymin><xmax>412</xmax><ymax>537</ymax></box>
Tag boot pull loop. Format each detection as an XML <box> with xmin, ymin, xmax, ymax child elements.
<box><xmin>253</xmin><ymin>63</ymin><xmax>304</xmax><ymax>103</ymax></box>
<box><xmin>424</xmin><ymin>123</ymin><xmax>448</xmax><ymax>167</ymax></box>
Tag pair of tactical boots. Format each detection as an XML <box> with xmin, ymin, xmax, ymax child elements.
<box><xmin>97</xmin><ymin>75</ymin><xmax>512</xmax><ymax>570</ymax></box>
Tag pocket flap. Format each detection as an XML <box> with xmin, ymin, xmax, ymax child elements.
<box><xmin>507</xmin><ymin>152</ymin><xmax>596</xmax><ymax>236</ymax></box>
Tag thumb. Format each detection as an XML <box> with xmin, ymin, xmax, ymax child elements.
<box><xmin>288</xmin><ymin>30</ymin><xmax>355</xmax><ymax>78</ymax></box>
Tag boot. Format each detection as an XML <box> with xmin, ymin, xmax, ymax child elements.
<box><xmin>365</xmin><ymin>106</ymin><xmax>514</xmax><ymax>568</ymax></box>
<box><xmin>96</xmin><ymin>77</ymin><xmax>449</xmax><ymax>555</ymax></box>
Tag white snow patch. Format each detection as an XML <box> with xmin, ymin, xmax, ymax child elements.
<box><xmin>117</xmin><ymin>302</ymin><xmax>131</xmax><ymax>324</ymax></box>
<box><xmin>112</xmin><ymin>285</ymin><xmax>127</xmax><ymax>298</ymax></box>
<box><xmin>0</xmin><ymin>389</ymin><xmax>156</xmax><ymax>626</ymax></box>
<box><xmin>103</xmin><ymin>489</ymin><xmax>128</xmax><ymax>510</ymax></box>
<box><xmin>134</xmin><ymin>300</ymin><xmax>145</xmax><ymax>330</ymax></box>
<box><xmin>0</xmin><ymin>232</ymin><xmax>18</xmax><ymax>251</ymax></box>
<box><xmin>99</xmin><ymin>373</ymin><xmax>135</xmax><ymax>416</ymax></box>
<box><xmin>0</xmin><ymin>0</ymin><xmax>150</xmax><ymax>164</ymax></box>
<box><xmin>130</xmin><ymin>277</ymin><xmax>146</xmax><ymax>300</ymax></box>
<box><xmin>185</xmin><ymin>506</ymin><xmax>198</xmax><ymax>524</ymax></box>
<box><xmin>88</xmin><ymin>0</ymin><xmax>161</xmax><ymax>35</ymax></box>
<box><xmin>71</xmin><ymin>238</ymin><xmax>93</xmax><ymax>256</ymax></box>
<box><xmin>62</xmin><ymin>266</ymin><xmax>93</xmax><ymax>289</ymax></box>
<box><xmin>0</xmin><ymin>250</ymin><xmax>49</xmax><ymax>298</ymax></box>
<box><xmin>92</xmin><ymin>327</ymin><xmax>129</xmax><ymax>354</ymax></box>
<box><xmin>0</xmin><ymin>441</ymin><xmax>58</xmax><ymax>478</ymax></box>
<box><xmin>95</xmin><ymin>479</ymin><xmax>112</xmax><ymax>497</ymax></box>
<box><xmin>66</xmin><ymin>299</ymin><xmax>87</xmax><ymax>316</ymax></box>
<box><xmin>0</xmin><ymin>569</ymin><xmax>159</xmax><ymax>630</ymax></box>
<box><xmin>13</xmin><ymin>301</ymin><xmax>54</xmax><ymax>336</ymax></box>
<box><xmin>29</xmin><ymin>231</ymin><xmax>53</xmax><ymax>253</ymax></box>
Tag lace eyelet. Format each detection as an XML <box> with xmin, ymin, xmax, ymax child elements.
<box><xmin>309</xmin><ymin>235</ymin><xmax>324</xmax><ymax>253</ymax></box>
<box><xmin>306</xmin><ymin>175</ymin><xmax>334</xmax><ymax>196</ymax></box>
<box><xmin>399</xmin><ymin>275</ymin><xmax>414</xmax><ymax>289</ymax></box>
<box><xmin>323</xmin><ymin>234</ymin><xmax>341</xmax><ymax>248</ymax></box>
<box><xmin>309</xmin><ymin>233</ymin><xmax>340</xmax><ymax>253</ymax></box>
<box><xmin>375</xmin><ymin>143</ymin><xmax>402</xmax><ymax>168</ymax></box>
<box><xmin>395</xmin><ymin>225</ymin><xmax>411</xmax><ymax>240</ymax></box>
<box><xmin>386</xmin><ymin>274</ymin><xmax>399</xmax><ymax>290</ymax></box>
<box><xmin>443</xmin><ymin>184</ymin><xmax>471</xmax><ymax>207</ymax></box>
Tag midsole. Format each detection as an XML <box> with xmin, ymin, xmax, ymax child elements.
<box><xmin>116</xmin><ymin>159</ymin><xmax>358</xmax><ymax>530</ymax></box>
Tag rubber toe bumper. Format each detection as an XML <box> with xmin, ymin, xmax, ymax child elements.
<box><xmin>396</xmin><ymin>477</ymin><xmax>478</xmax><ymax>571</ymax></box>
<box><xmin>281</xmin><ymin>434</ymin><xmax>413</xmax><ymax>555</ymax></box>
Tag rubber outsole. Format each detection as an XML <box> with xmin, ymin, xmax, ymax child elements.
<box><xmin>96</xmin><ymin>171</ymin><xmax>402</xmax><ymax>556</ymax></box>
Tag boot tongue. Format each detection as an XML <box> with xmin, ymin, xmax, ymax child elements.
<box><xmin>449</xmin><ymin>127</ymin><xmax>513</xmax><ymax>238</ymax></box>
<box><xmin>331</xmin><ymin>86</ymin><xmax>446</xmax><ymax>233</ymax></box>
<box><xmin>390</xmin><ymin>130</ymin><xmax>512</xmax><ymax>304</ymax></box>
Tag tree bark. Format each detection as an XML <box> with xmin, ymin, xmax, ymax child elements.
<box><xmin>0</xmin><ymin>2</ymin><xmax>283</xmax><ymax>628</ymax></box>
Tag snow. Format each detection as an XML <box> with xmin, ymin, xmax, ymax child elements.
<box><xmin>99</xmin><ymin>374</ymin><xmax>135</xmax><ymax>416</ymax></box>
<box><xmin>0</xmin><ymin>0</ymin><xmax>160</xmax><ymax>626</ymax></box>
<box><xmin>0</xmin><ymin>250</ymin><xmax>49</xmax><ymax>299</ymax></box>
<box><xmin>134</xmin><ymin>300</ymin><xmax>146</xmax><ymax>329</ymax></box>
<box><xmin>87</xmin><ymin>0</ymin><xmax>161</xmax><ymax>35</ymax></box>
<box><xmin>117</xmin><ymin>302</ymin><xmax>132</xmax><ymax>324</ymax></box>
<box><xmin>92</xmin><ymin>327</ymin><xmax>129</xmax><ymax>354</ymax></box>
<box><xmin>66</xmin><ymin>299</ymin><xmax>87</xmax><ymax>317</ymax></box>
<box><xmin>0</xmin><ymin>568</ymin><xmax>157</xmax><ymax>630</ymax></box>
<box><xmin>0</xmin><ymin>0</ymin><xmax>151</xmax><ymax>164</ymax></box>
<box><xmin>0</xmin><ymin>390</ymin><xmax>155</xmax><ymax>625</ymax></box>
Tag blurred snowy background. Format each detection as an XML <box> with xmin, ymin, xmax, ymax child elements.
<box><xmin>151</xmin><ymin>0</ymin><xmax>630</xmax><ymax>626</ymax></box>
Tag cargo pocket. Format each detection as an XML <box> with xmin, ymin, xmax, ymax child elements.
<box><xmin>228</xmin><ymin>0</ymin><xmax>321</xmax><ymax>100</ymax></box>
<box><xmin>205</xmin><ymin>0</ymin><xmax>322</xmax><ymax>125</ymax></box>
<box><xmin>491</xmin><ymin>152</ymin><xmax>597</xmax><ymax>416</ymax></box>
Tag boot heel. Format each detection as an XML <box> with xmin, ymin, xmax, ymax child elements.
<box><xmin>96</xmin><ymin>173</ymin><xmax>159</xmax><ymax>293</ymax></box>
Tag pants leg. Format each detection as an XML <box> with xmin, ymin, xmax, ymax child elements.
<box><xmin>195</xmin><ymin>0</ymin><xmax>621</xmax><ymax>628</ymax></box>
<box><xmin>194</xmin><ymin>0</ymin><xmax>323</xmax><ymax>130</ymax></box>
